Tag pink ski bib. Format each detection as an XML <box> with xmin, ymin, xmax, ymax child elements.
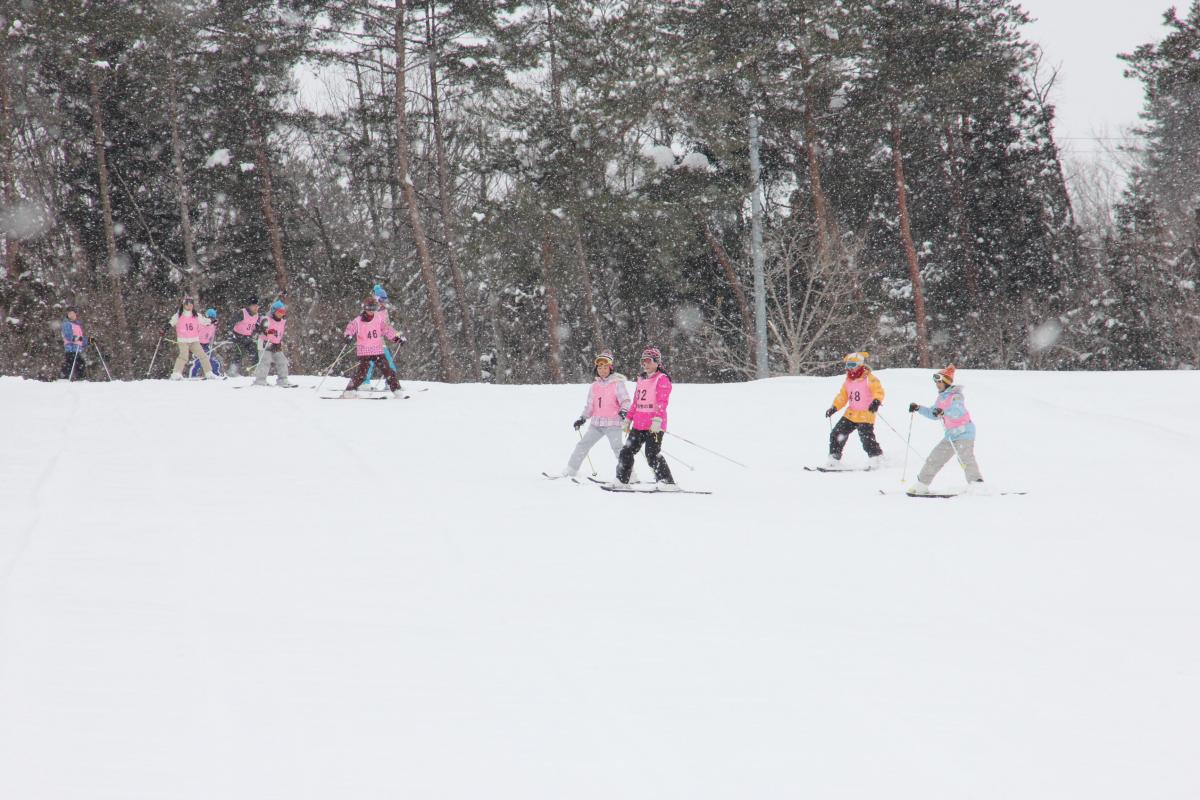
<box><xmin>843</xmin><ymin>376</ymin><xmax>873</xmax><ymax>411</ymax></box>
<box><xmin>176</xmin><ymin>314</ymin><xmax>200</xmax><ymax>340</ymax></box>
<box><xmin>233</xmin><ymin>309</ymin><xmax>259</xmax><ymax>336</ymax></box>
<box><xmin>936</xmin><ymin>392</ymin><xmax>972</xmax><ymax>428</ymax></box>
<box><xmin>262</xmin><ymin>316</ymin><xmax>285</xmax><ymax>345</ymax></box>
<box><xmin>590</xmin><ymin>380</ymin><xmax>620</xmax><ymax>417</ymax></box>
<box><xmin>64</xmin><ymin>322</ymin><xmax>84</xmax><ymax>346</ymax></box>
<box><xmin>198</xmin><ymin>322</ymin><xmax>216</xmax><ymax>345</ymax></box>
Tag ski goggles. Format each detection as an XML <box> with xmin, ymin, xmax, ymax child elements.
<box><xmin>844</xmin><ymin>360</ymin><xmax>864</xmax><ymax>370</ymax></box>
<box><xmin>933</xmin><ymin>373</ymin><xmax>949</xmax><ymax>383</ymax></box>
<box><xmin>595</xmin><ymin>357</ymin><xmax>613</xmax><ymax>367</ymax></box>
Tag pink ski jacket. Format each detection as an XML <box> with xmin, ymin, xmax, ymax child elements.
<box><xmin>579</xmin><ymin>374</ymin><xmax>631</xmax><ymax>428</ymax></box>
<box><xmin>261</xmin><ymin>314</ymin><xmax>286</xmax><ymax>347</ymax></box>
<box><xmin>344</xmin><ymin>313</ymin><xmax>400</xmax><ymax>356</ymax></box>
<box><xmin>629</xmin><ymin>371</ymin><xmax>671</xmax><ymax>431</ymax></box>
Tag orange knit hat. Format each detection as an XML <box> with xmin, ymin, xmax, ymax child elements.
<box><xmin>934</xmin><ymin>364</ymin><xmax>956</xmax><ymax>385</ymax></box>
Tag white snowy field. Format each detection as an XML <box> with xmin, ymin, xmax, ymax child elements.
<box><xmin>0</xmin><ymin>369</ymin><xmax>1196</xmax><ymax>799</ymax></box>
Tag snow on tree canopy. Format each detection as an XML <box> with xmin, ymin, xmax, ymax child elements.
<box><xmin>640</xmin><ymin>143</ymin><xmax>675</xmax><ymax>169</ymax></box>
<box><xmin>204</xmin><ymin>149</ymin><xmax>232</xmax><ymax>168</ymax></box>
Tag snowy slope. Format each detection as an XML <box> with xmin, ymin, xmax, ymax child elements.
<box><xmin>0</xmin><ymin>370</ymin><xmax>1197</xmax><ymax>799</ymax></box>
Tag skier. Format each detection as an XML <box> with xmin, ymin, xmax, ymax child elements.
<box><xmin>60</xmin><ymin>306</ymin><xmax>88</xmax><ymax>381</ymax></box>
<box><xmin>252</xmin><ymin>300</ymin><xmax>295</xmax><ymax>387</ymax></box>
<box><xmin>189</xmin><ymin>308</ymin><xmax>222</xmax><ymax>378</ymax></box>
<box><xmin>361</xmin><ymin>283</ymin><xmax>399</xmax><ymax>388</ymax></box>
<box><xmin>558</xmin><ymin>350</ymin><xmax>631</xmax><ymax>478</ymax></box>
<box><xmin>907</xmin><ymin>364</ymin><xmax>985</xmax><ymax>495</ymax></box>
<box><xmin>342</xmin><ymin>296</ymin><xmax>405</xmax><ymax>397</ymax></box>
<box><xmin>616</xmin><ymin>346</ymin><xmax>675</xmax><ymax>488</ymax></box>
<box><xmin>823</xmin><ymin>351</ymin><xmax>885</xmax><ymax>468</ymax></box>
<box><xmin>168</xmin><ymin>297</ymin><xmax>215</xmax><ymax>380</ymax></box>
<box><xmin>229</xmin><ymin>297</ymin><xmax>262</xmax><ymax>376</ymax></box>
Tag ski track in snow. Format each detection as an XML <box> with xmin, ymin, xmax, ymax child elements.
<box><xmin>0</xmin><ymin>369</ymin><xmax>1198</xmax><ymax>800</ymax></box>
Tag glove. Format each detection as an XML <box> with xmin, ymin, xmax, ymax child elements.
<box><xmin>345</xmin><ymin>335</ymin><xmax>354</xmax><ymax>343</ymax></box>
<box><xmin>650</xmin><ymin>417</ymin><xmax>663</xmax><ymax>433</ymax></box>
<box><xmin>868</xmin><ymin>399</ymin><xmax>881</xmax><ymax>412</ymax></box>
<box><xmin>573</xmin><ymin>417</ymin><xmax>586</xmax><ymax>431</ymax></box>
<box><xmin>825</xmin><ymin>406</ymin><xmax>837</xmax><ymax>418</ymax></box>
<box><xmin>908</xmin><ymin>402</ymin><xmax>919</xmax><ymax>413</ymax></box>
<box><xmin>397</xmin><ymin>335</ymin><xmax>407</xmax><ymax>346</ymax></box>
<box><xmin>618</xmin><ymin>409</ymin><xmax>627</xmax><ymax>420</ymax></box>
<box><xmin>932</xmin><ymin>407</ymin><xmax>944</xmax><ymax>418</ymax></box>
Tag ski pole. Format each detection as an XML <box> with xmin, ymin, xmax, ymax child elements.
<box><xmin>92</xmin><ymin>341</ymin><xmax>113</xmax><ymax>381</ymax></box>
<box><xmin>661</xmin><ymin>447</ymin><xmax>695</xmax><ymax>471</ymax></box>
<box><xmin>665</xmin><ymin>431</ymin><xmax>748</xmax><ymax>468</ymax></box>
<box><xmin>68</xmin><ymin>349</ymin><xmax>80</xmax><ymax>381</ymax></box>
<box><xmin>576</xmin><ymin>429</ymin><xmax>598</xmax><ymax>476</ymax></box>
<box><xmin>146</xmin><ymin>335</ymin><xmax>164</xmax><ymax>378</ymax></box>
<box><xmin>314</xmin><ymin>343</ymin><xmax>352</xmax><ymax>393</ymax></box>
<box><xmin>901</xmin><ymin>412</ymin><xmax>913</xmax><ymax>484</ymax></box>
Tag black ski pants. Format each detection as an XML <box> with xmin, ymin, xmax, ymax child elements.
<box><xmin>829</xmin><ymin>417</ymin><xmax>882</xmax><ymax>458</ymax></box>
<box><xmin>346</xmin><ymin>354</ymin><xmax>399</xmax><ymax>391</ymax></box>
<box><xmin>617</xmin><ymin>428</ymin><xmax>674</xmax><ymax>484</ymax></box>
<box><xmin>62</xmin><ymin>351</ymin><xmax>86</xmax><ymax>381</ymax></box>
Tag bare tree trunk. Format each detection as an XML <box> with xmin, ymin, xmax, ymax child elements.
<box><xmin>248</xmin><ymin>112</ymin><xmax>287</xmax><ymax>295</ymax></box>
<box><xmin>540</xmin><ymin>227</ymin><xmax>564</xmax><ymax>383</ymax></box>
<box><xmin>701</xmin><ymin>218</ymin><xmax>754</xmax><ymax>361</ymax></box>
<box><xmin>0</xmin><ymin>41</ymin><xmax>19</xmax><ymax>280</ymax></box>
<box><xmin>168</xmin><ymin>68</ymin><xmax>200</xmax><ymax>289</ymax></box>
<box><xmin>88</xmin><ymin>58</ymin><xmax>132</xmax><ymax>375</ymax></box>
<box><xmin>569</xmin><ymin>219</ymin><xmax>604</xmax><ymax>352</ymax></box>
<box><xmin>890</xmin><ymin>117</ymin><xmax>931</xmax><ymax>368</ymax></box>
<box><xmin>394</xmin><ymin>0</ymin><xmax>454</xmax><ymax>381</ymax></box>
<box><xmin>426</xmin><ymin>2</ymin><xmax>482</xmax><ymax>377</ymax></box>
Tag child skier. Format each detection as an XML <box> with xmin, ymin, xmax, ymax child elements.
<box><xmin>189</xmin><ymin>308</ymin><xmax>222</xmax><ymax>378</ymax></box>
<box><xmin>342</xmin><ymin>296</ymin><xmax>406</xmax><ymax>396</ymax></box>
<box><xmin>230</xmin><ymin>297</ymin><xmax>262</xmax><ymax>376</ymax></box>
<box><xmin>907</xmin><ymin>364</ymin><xmax>984</xmax><ymax>495</ymax></box>
<box><xmin>252</xmin><ymin>300</ymin><xmax>295</xmax><ymax>387</ymax></box>
<box><xmin>362</xmin><ymin>284</ymin><xmax>399</xmax><ymax>387</ymax></box>
<box><xmin>61</xmin><ymin>306</ymin><xmax>87</xmax><ymax>381</ymax></box>
<box><xmin>168</xmin><ymin>297</ymin><xmax>215</xmax><ymax>380</ymax></box>
<box><xmin>823</xmin><ymin>351</ymin><xmax>885</xmax><ymax>468</ymax></box>
<box><xmin>559</xmin><ymin>350</ymin><xmax>631</xmax><ymax>478</ymax></box>
<box><xmin>616</xmin><ymin>346</ymin><xmax>675</xmax><ymax>487</ymax></box>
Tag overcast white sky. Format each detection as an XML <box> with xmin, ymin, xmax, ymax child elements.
<box><xmin>1019</xmin><ymin>0</ymin><xmax>1171</xmax><ymax>163</ymax></box>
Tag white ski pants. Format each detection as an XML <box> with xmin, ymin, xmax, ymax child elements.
<box><xmin>254</xmin><ymin>349</ymin><xmax>289</xmax><ymax>383</ymax></box>
<box><xmin>567</xmin><ymin>424</ymin><xmax>625</xmax><ymax>473</ymax></box>
<box><xmin>917</xmin><ymin>437</ymin><xmax>983</xmax><ymax>485</ymax></box>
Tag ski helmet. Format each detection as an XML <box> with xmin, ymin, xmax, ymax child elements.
<box><xmin>363</xmin><ymin>296</ymin><xmax>379</xmax><ymax>311</ymax></box>
<box><xmin>640</xmin><ymin>346</ymin><xmax>661</xmax><ymax>363</ymax></box>
<box><xmin>843</xmin><ymin>352</ymin><xmax>868</xmax><ymax>371</ymax></box>
<box><xmin>594</xmin><ymin>349</ymin><xmax>615</xmax><ymax>367</ymax></box>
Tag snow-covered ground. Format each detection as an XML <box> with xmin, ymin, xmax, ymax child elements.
<box><xmin>1</xmin><ymin>369</ymin><xmax>1196</xmax><ymax>799</ymax></box>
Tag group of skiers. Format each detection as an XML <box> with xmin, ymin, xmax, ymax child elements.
<box><xmin>58</xmin><ymin>294</ymin><xmax>982</xmax><ymax>494</ymax></box>
<box><xmin>560</xmin><ymin>348</ymin><xmax>982</xmax><ymax>494</ymax></box>
<box><xmin>819</xmin><ymin>351</ymin><xmax>983</xmax><ymax>495</ymax></box>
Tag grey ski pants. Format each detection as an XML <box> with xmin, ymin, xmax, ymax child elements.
<box><xmin>917</xmin><ymin>437</ymin><xmax>983</xmax><ymax>484</ymax></box>
<box><xmin>567</xmin><ymin>424</ymin><xmax>625</xmax><ymax>473</ymax></box>
<box><xmin>254</xmin><ymin>349</ymin><xmax>289</xmax><ymax>383</ymax></box>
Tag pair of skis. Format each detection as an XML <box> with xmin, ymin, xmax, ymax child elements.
<box><xmin>542</xmin><ymin>472</ymin><xmax>711</xmax><ymax>495</ymax></box>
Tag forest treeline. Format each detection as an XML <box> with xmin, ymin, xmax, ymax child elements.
<box><xmin>0</xmin><ymin>1</ymin><xmax>1196</xmax><ymax>382</ymax></box>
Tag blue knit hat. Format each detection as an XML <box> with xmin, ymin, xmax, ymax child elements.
<box><xmin>373</xmin><ymin>284</ymin><xmax>388</xmax><ymax>301</ymax></box>
<box><xmin>270</xmin><ymin>300</ymin><xmax>285</xmax><ymax>312</ymax></box>
<box><xmin>205</xmin><ymin>308</ymin><xmax>217</xmax><ymax>319</ymax></box>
